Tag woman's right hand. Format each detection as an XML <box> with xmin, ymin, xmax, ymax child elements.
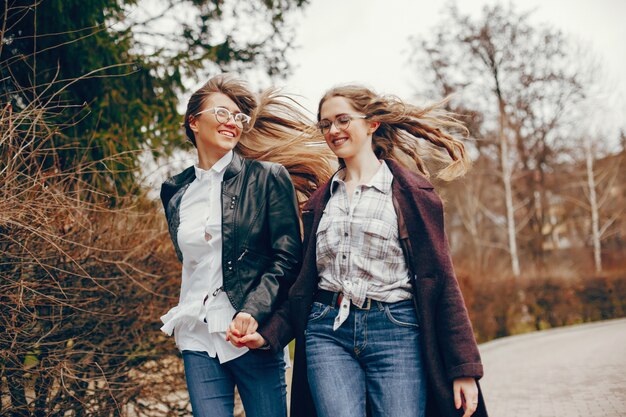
<box><xmin>226</xmin><ymin>311</ymin><xmax>258</xmax><ymax>347</ymax></box>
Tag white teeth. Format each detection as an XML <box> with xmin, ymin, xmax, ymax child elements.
<box><xmin>333</xmin><ymin>138</ymin><xmax>347</xmax><ymax>146</ymax></box>
<box><xmin>219</xmin><ymin>131</ymin><xmax>235</xmax><ymax>137</ymax></box>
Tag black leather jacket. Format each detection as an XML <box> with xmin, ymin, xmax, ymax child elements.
<box><xmin>160</xmin><ymin>152</ymin><xmax>302</xmax><ymax>325</ymax></box>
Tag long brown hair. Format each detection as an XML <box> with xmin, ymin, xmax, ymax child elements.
<box><xmin>184</xmin><ymin>74</ymin><xmax>333</xmax><ymax>199</ymax></box>
<box><xmin>317</xmin><ymin>85</ymin><xmax>470</xmax><ymax>181</ymax></box>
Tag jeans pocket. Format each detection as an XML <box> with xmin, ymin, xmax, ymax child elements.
<box><xmin>308</xmin><ymin>302</ymin><xmax>332</xmax><ymax>323</ymax></box>
<box><xmin>383</xmin><ymin>301</ymin><xmax>419</xmax><ymax>328</ymax></box>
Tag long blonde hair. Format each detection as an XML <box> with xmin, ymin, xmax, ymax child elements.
<box><xmin>317</xmin><ymin>85</ymin><xmax>470</xmax><ymax>181</ymax></box>
<box><xmin>184</xmin><ymin>74</ymin><xmax>333</xmax><ymax>199</ymax></box>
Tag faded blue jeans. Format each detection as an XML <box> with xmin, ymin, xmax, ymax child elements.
<box><xmin>305</xmin><ymin>299</ymin><xmax>427</xmax><ymax>417</ymax></box>
<box><xmin>182</xmin><ymin>349</ymin><xmax>287</xmax><ymax>417</ymax></box>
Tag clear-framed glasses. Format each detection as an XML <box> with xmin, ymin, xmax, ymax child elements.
<box><xmin>195</xmin><ymin>107</ymin><xmax>251</xmax><ymax>128</ymax></box>
<box><xmin>317</xmin><ymin>114</ymin><xmax>368</xmax><ymax>135</ymax></box>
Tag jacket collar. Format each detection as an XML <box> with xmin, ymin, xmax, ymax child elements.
<box><xmin>161</xmin><ymin>151</ymin><xmax>244</xmax><ymax>209</ymax></box>
<box><xmin>385</xmin><ymin>158</ymin><xmax>434</xmax><ymax>191</ymax></box>
<box><xmin>224</xmin><ymin>151</ymin><xmax>244</xmax><ymax>181</ymax></box>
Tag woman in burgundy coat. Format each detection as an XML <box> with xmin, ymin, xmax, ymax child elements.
<box><xmin>239</xmin><ymin>85</ymin><xmax>488</xmax><ymax>417</ymax></box>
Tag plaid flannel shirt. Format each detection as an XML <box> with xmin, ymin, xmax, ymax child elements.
<box><xmin>316</xmin><ymin>162</ymin><xmax>412</xmax><ymax>328</ymax></box>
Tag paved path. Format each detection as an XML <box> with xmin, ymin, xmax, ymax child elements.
<box><xmin>478</xmin><ymin>318</ymin><xmax>626</xmax><ymax>417</ymax></box>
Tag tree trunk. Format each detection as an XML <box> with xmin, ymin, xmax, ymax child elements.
<box><xmin>499</xmin><ymin>101</ymin><xmax>521</xmax><ymax>277</ymax></box>
<box><xmin>585</xmin><ymin>141</ymin><xmax>602</xmax><ymax>272</ymax></box>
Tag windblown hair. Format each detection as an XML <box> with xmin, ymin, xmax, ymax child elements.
<box><xmin>317</xmin><ymin>85</ymin><xmax>471</xmax><ymax>181</ymax></box>
<box><xmin>183</xmin><ymin>74</ymin><xmax>333</xmax><ymax>200</ymax></box>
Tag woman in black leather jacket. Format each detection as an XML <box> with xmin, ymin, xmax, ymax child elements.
<box><xmin>159</xmin><ymin>74</ymin><xmax>331</xmax><ymax>417</ymax></box>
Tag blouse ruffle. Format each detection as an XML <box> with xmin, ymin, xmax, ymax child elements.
<box><xmin>160</xmin><ymin>299</ymin><xmax>235</xmax><ymax>336</ymax></box>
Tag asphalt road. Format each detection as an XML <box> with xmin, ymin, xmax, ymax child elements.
<box><xmin>478</xmin><ymin>318</ymin><xmax>626</xmax><ymax>417</ymax></box>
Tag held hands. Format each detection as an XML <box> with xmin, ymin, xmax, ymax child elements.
<box><xmin>453</xmin><ymin>377</ymin><xmax>479</xmax><ymax>417</ymax></box>
<box><xmin>226</xmin><ymin>312</ymin><xmax>267</xmax><ymax>349</ymax></box>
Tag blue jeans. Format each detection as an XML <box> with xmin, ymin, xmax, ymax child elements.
<box><xmin>182</xmin><ymin>349</ymin><xmax>287</xmax><ymax>417</ymax></box>
<box><xmin>305</xmin><ymin>299</ymin><xmax>427</xmax><ymax>417</ymax></box>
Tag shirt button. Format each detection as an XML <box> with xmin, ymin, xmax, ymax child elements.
<box><xmin>344</xmin><ymin>232</ymin><xmax>348</xmax><ymax>237</ymax></box>
<box><xmin>342</xmin><ymin>255</ymin><xmax>347</xmax><ymax>260</ymax></box>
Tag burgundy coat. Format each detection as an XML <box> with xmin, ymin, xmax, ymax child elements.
<box><xmin>259</xmin><ymin>160</ymin><xmax>488</xmax><ymax>417</ymax></box>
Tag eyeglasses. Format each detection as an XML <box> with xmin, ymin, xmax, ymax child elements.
<box><xmin>317</xmin><ymin>114</ymin><xmax>368</xmax><ymax>135</ymax></box>
<box><xmin>195</xmin><ymin>107</ymin><xmax>251</xmax><ymax>128</ymax></box>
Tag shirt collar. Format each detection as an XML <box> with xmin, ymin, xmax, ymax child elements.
<box><xmin>329</xmin><ymin>161</ymin><xmax>392</xmax><ymax>196</ymax></box>
<box><xmin>194</xmin><ymin>151</ymin><xmax>234</xmax><ymax>181</ymax></box>
<box><xmin>369</xmin><ymin>161</ymin><xmax>392</xmax><ymax>194</ymax></box>
<box><xmin>329</xmin><ymin>169</ymin><xmax>346</xmax><ymax>196</ymax></box>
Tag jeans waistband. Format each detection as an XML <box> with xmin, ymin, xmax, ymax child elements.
<box><xmin>314</xmin><ymin>289</ymin><xmax>375</xmax><ymax>310</ymax></box>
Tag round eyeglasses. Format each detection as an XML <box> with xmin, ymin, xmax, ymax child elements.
<box><xmin>195</xmin><ymin>107</ymin><xmax>251</xmax><ymax>128</ymax></box>
<box><xmin>317</xmin><ymin>114</ymin><xmax>368</xmax><ymax>135</ymax></box>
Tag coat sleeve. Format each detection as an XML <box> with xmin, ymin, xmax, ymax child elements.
<box><xmin>423</xmin><ymin>191</ymin><xmax>484</xmax><ymax>380</ymax></box>
<box><xmin>238</xmin><ymin>164</ymin><xmax>302</xmax><ymax>325</ymax></box>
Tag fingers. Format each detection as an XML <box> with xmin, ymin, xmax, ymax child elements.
<box><xmin>226</xmin><ymin>313</ymin><xmax>261</xmax><ymax>348</ymax></box>
<box><xmin>453</xmin><ymin>379</ymin><xmax>462</xmax><ymax>410</ymax></box>
<box><xmin>228</xmin><ymin>320</ymin><xmax>242</xmax><ymax>339</ymax></box>
<box><xmin>225</xmin><ymin>329</ymin><xmax>266</xmax><ymax>349</ymax></box>
<box><xmin>231</xmin><ymin>312</ymin><xmax>258</xmax><ymax>336</ymax></box>
<box><xmin>226</xmin><ymin>328</ymin><xmax>245</xmax><ymax>348</ymax></box>
<box><xmin>239</xmin><ymin>333</ymin><xmax>267</xmax><ymax>349</ymax></box>
<box><xmin>453</xmin><ymin>377</ymin><xmax>479</xmax><ymax>417</ymax></box>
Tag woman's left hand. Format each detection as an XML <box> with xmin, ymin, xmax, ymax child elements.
<box><xmin>230</xmin><ymin>312</ymin><xmax>258</xmax><ymax>335</ymax></box>
<box><xmin>226</xmin><ymin>312</ymin><xmax>259</xmax><ymax>348</ymax></box>
<box><xmin>453</xmin><ymin>377</ymin><xmax>479</xmax><ymax>417</ymax></box>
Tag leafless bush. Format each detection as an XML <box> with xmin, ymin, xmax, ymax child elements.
<box><xmin>457</xmin><ymin>264</ymin><xmax>626</xmax><ymax>343</ymax></box>
<box><xmin>0</xmin><ymin>82</ymin><xmax>190</xmax><ymax>415</ymax></box>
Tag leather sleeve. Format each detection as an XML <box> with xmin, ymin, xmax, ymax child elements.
<box><xmin>258</xmin><ymin>205</ymin><xmax>319</xmax><ymax>354</ymax></box>
<box><xmin>239</xmin><ymin>164</ymin><xmax>302</xmax><ymax>325</ymax></box>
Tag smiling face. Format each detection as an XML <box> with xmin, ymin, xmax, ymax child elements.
<box><xmin>319</xmin><ymin>96</ymin><xmax>375</xmax><ymax>162</ymax></box>
<box><xmin>189</xmin><ymin>92</ymin><xmax>243</xmax><ymax>163</ymax></box>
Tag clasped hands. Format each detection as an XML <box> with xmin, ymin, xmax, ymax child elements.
<box><xmin>225</xmin><ymin>312</ymin><xmax>267</xmax><ymax>349</ymax></box>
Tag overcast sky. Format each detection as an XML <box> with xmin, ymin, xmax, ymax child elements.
<box><xmin>280</xmin><ymin>0</ymin><xmax>625</xmax><ymax>136</ymax></box>
<box><xmin>142</xmin><ymin>0</ymin><xmax>625</xmax><ymax>190</ymax></box>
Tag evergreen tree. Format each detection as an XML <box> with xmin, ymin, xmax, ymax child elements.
<box><xmin>0</xmin><ymin>0</ymin><xmax>307</xmax><ymax>196</ymax></box>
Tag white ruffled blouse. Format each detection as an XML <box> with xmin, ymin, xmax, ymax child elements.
<box><xmin>160</xmin><ymin>151</ymin><xmax>248</xmax><ymax>363</ymax></box>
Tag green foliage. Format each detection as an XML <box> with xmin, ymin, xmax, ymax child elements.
<box><xmin>1</xmin><ymin>0</ymin><xmax>181</xmax><ymax>196</ymax></box>
<box><xmin>0</xmin><ymin>0</ymin><xmax>308</xmax><ymax>197</ymax></box>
